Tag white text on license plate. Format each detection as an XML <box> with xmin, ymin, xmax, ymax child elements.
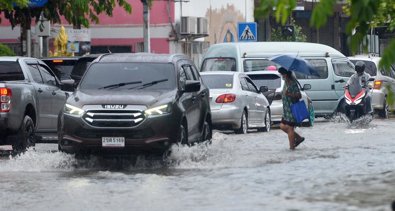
<box><xmin>102</xmin><ymin>137</ymin><xmax>125</xmax><ymax>147</ymax></box>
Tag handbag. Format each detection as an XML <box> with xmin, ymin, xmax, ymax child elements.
<box><xmin>291</xmin><ymin>100</ymin><xmax>309</xmax><ymax>123</ymax></box>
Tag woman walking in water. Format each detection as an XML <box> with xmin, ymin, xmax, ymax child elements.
<box><xmin>278</xmin><ymin>67</ymin><xmax>305</xmax><ymax>150</ymax></box>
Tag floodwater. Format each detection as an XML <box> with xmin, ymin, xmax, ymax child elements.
<box><xmin>1</xmin><ymin>117</ymin><xmax>395</xmax><ymax>211</ymax></box>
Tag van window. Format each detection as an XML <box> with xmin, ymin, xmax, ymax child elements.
<box><xmin>201</xmin><ymin>58</ymin><xmax>236</xmax><ymax>72</ymax></box>
<box><xmin>295</xmin><ymin>59</ymin><xmax>328</xmax><ymax>79</ymax></box>
<box><xmin>349</xmin><ymin>60</ymin><xmax>377</xmax><ymax>76</ymax></box>
<box><xmin>332</xmin><ymin>60</ymin><xmax>355</xmax><ymax>77</ymax></box>
<box><xmin>243</xmin><ymin>59</ymin><xmax>280</xmax><ymax>72</ymax></box>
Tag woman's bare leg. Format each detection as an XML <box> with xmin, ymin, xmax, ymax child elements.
<box><xmin>280</xmin><ymin>123</ymin><xmax>296</xmax><ymax>150</ymax></box>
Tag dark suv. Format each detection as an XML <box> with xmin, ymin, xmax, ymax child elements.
<box><xmin>58</xmin><ymin>53</ymin><xmax>212</xmax><ymax>155</ymax></box>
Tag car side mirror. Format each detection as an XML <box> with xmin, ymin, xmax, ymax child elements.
<box><xmin>259</xmin><ymin>86</ymin><xmax>268</xmax><ymax>93</ymax></box>
<box><xmin>184</xmin><ymin>80</ymin><xmax>201</xmax><ymax>92</ymax></box>
<box><xmin>303</xmin><ymin>84</ymin><xmax>311</xmax><ymax>91</ymax></box>
<box><xmin>61</xmin><ymin>79</ymin><xmax>76</xmax><ymax>92</ymax></box>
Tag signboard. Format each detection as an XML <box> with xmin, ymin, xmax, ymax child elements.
<box><xmin>28</xmin><ymin>0</ymin><xmax>48</xmax><ymax>8</ymax></box>
<box><xmin>36</xmin><ymin>20</ymin><xmax>50</xmax><ymax>37</ymax></box>
<box><xmin>66</xmin><ymin>29</ymin><xmax>91</xmax><ymax>54</ymax></box>
<box><xmin>237</xmin><ymin>22</ymin><xmax>257</xmax><ymax>42</ymax></box>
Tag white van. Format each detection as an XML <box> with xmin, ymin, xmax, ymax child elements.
<box><xmin>200</xmin><ymin>42</ymin><xmax>355</xmax><ymax>117</ymax></box>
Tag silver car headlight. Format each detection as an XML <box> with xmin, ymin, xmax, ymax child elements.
<box><xmin>64</xmin><ymin>104</ymin><xmax>84</xmax><ymax>117</ymax></box>
<box><xmin>144</xmin><ymin>104</ymin><xmax>171</xmax><ymax>117</ymax></box>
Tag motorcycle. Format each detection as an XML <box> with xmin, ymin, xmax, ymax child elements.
<box><xmin>338</xmin><ymin>81</ymin><xmax>372</xmax><ymax>122</ymax></box>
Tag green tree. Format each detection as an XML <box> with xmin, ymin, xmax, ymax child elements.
<box><xmin>0</xmin><ymin>0</ymin><xmax>28</xmax><ymax>10</ymax></box>
<box><xmin>0</xmin><ymin>0</ymin><xmax>132</xmax><ymax>29</ymax></box>
<box><xmin>255</xmin><ymin>0</ymin><xmax>395</xmax><ymax>70</ymax></box>
<box><xmin>0</xmin><ymin>43</ymin><xmax>16</xmax><ymax>56</ymax></box>
<box><xmin>270</xmin><ymin>18</ymin><xmax>307</xmax><ymax>42</ymax></box>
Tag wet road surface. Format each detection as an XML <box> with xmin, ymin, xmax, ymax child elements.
<box><xmin>1</xmin><ymin>116</ymin><xmax>395</xmax><ymax>211</ymax></box>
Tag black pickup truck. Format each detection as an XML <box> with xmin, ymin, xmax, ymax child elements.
<box><xmin>0</xmin><ymin>57</ymin><xmax>67</xmax><ymax>151</ymax></box>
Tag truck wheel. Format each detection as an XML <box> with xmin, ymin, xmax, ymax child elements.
<box><xmin>178</xmin><ymin>122</ymin><xmax>188</xmax><ymax>145</ymax></box>
<box><xmin>14</xmin><ymin>115</ymin><xmax>35</xmax><ymax>151</ymax></box>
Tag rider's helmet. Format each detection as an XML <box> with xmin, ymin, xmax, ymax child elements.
<box><xmin>355</xmin><ymin>61</ymin><xmax>366</xmax><ymax>75</ymax></box>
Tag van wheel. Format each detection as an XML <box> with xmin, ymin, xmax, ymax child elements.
<box><xmin>235</xmin><ymin>111</ymin><xmax>248</xmax><ymax>134</ymax></box>
<box><xmin>378</xmin><ymin>99</ymin><xmax>389</xmax><ymax>118</ymax></box>
<box><xmin>14</xmin><ymin>115</ymin><xmax>35</xmax><ymax>151</ymax></box>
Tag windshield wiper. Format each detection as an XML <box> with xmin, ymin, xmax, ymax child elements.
<box><xmin>99</xmin><ymin>81</ymin><xmax>142</xmax><ymax>89</ymax></box>
<box><xmin>129</xmin><ymin>79</ymin><xmax>168</xmax><ymax>90</ymax></box>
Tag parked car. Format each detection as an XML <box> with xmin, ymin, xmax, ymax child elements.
<box><xmin>58</xmin><ymin>53</ymin><xmax>212</xmax><ymax>155</ymax></box>
<box><xmin>200</xmin><ymin>42</ymin><xmax>353</xmax><ymax>118</ymax></box>
<box><xmin>0</xmin><ymin>57</ymin><xmax>67</xmax><ymax>151</ymax></box>
<box><xmin>246</xmin><ymin>71</ymin><xmax>313</xmax><ymax>125</ymax></box>
<box><xmin>200</xmin><ymin>71</ymin><xmax>271</xmax><ymax>134</ymax></box>
<box><xmin>41</xmin><ymin>57</ymin><xmax>79</xmax><ymax>80</ymax></box>
<box><xmin>69</xmin><ymin>54</ymin><xmax>101</xmax><ymax>85</ymax></box>
<box><xmin>348</xmin><ymin>54</ymin><xmax>395</xmax><ymax>118</ymax></box>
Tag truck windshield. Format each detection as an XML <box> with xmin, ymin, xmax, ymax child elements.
<box><xmin>0</xmin><ymin>61</ymin><xmax>25</xmax><ymax>81</ymax></box>
<box><xmin>79</xmin><ymin>62</ymin><xmax>176</xmax><ymax>90</ymax></box>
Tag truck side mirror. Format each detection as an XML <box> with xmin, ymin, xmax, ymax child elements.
<box><xmin>61</xmin><ymin>79</ymin><xmax>75</xmax><ymax>92</ymax></box>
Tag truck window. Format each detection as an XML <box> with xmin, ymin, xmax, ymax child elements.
<box><xmin>27</xmin><ymin>63</ymin><xmax>44</xmax><ymax>83</ymax></box>
<box><xmin>38</xmin><ymin>65</ymin><xmax>57</xmax><ymax>86</ymax></box>
<box><xmin>0</xmin><ymin>61</ymin><xmax>25</xmax><ymax>81</ymax></box>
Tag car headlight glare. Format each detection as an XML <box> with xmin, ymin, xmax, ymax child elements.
<box><xmin>144</xmin><ymin>104</ymin><xmax>170</xmax><ymax>117</ymax></box>
<box><xmin>64</xmin><ymin>104</ymin><xmax>84</xmax><ymax>117</ymax></box>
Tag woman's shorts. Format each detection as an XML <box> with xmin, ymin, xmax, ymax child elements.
<box><xmin>281</xmin><ymin>118</ymin><xmax>296</xmax><ymax>127</ymax></box>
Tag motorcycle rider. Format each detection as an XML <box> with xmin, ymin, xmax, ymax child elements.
<box><xmin>345</xmin><ymin>61</ymin><xmax>373</xmax><ymax>113</ymax></box>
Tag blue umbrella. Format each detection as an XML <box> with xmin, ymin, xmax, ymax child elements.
<box><xmin>269</xmin><ymin>54</ymin><xmax>320</xmax><ymax>77</ymax></box>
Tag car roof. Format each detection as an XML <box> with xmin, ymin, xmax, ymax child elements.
<box><xmin>41</xmin><ymin>57</ymin><xmax>80</xmax><ymax>61</ymax></box>
<box><xmin>98</xmin><ymin>53</ymin><xmax>190</xmax><ymax>63</ymax></box>
<box><xmin>204</xmin><ymin>42</ymin><xmax>345</xmax><ymax>58</ymax></box>
<box><xmin>200</xmin><ymin>71</ymin><xmax>245</xmax><ymax>77</ymax></box>
<box><xmin>245</xmin><ymin>71</ymin><xmax>282</xmax><ymax>76</ymax></box>
<box><xmin>348</xmin><ymin>55</ymin><xmax>381</xmax><ymax>64</ymax></box>
<box><xmin>0</xmin><ymin>56</ymin><xmax>36</xmax><ymax>61</ymax></box>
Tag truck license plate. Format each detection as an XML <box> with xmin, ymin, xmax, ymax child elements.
<box><xmin>102</xmin><ymin>137</ymin><xmax>125</xmax><ymax>147</ymax></box>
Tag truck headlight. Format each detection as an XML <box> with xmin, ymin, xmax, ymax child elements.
<box><xmin>64</xmin><ymin>104</ymin><xmax>84</xmax><ymax>117</ymax></box>
<box><xmin>144</xmin><ymin>104</ymin><xmax>171</xmax><ymax>117</ymax></box>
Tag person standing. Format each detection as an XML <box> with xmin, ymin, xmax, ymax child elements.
<box><xmin>278</xmin><ymin>67</ymin><xmax>305</xmax><ymax>150</ymax></box>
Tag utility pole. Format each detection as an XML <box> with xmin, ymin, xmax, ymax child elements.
<box><xmin>141</xmin><ymin>0</ymin><xmax>150</xmax><ymax>53</ymax></box>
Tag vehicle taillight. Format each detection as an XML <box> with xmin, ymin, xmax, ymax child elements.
<box><xmin>373</xmin><ymin>80</ymin><xmax>382</xmax><ymax>89</ymax></box>
<box><xmin>0</xmin><ymin>88</ymin><xmax>11</xmax><ymax>112</ymax></box>
<box><xmin>215</xmin><ymin>94</ymin><xmax>236</xmax><ymax>103</ymax></box>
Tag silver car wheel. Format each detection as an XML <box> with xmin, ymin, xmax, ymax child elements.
<box><xmin>264</xmin><ymin>111</ymin><xmax>271</xmax><ymax>132</ymax></box>
<box><xmin>379</xmin><ymin>99</ymin><xmax>389</xmax><ymax>119</ymax></box>
<box><xmin>235</xmin><ymin>111</ymin><xmax>248</xmax><ymax>134</ymax></box>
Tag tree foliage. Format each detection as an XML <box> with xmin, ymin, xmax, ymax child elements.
<box><xmin>255</xmin><ymin>0</ymin><xmax>395</xmax><ymax>70</ymax></box>
<box><xmin>0</xmin><ymin>43</ymin><xmax>16</xmax><ymax>56</ymax></box>
<box><xmin>0</xmin><ymin>0</ymin><xmax>132</xmax><ymax>29</ymax></box>
<box><xmin>270</xmin><ymin>18</ymin><xmax>307</xmax><ymax>42</ymax></box>
<box><xmin>0</xmin><ymin>0</ymin><xmax>28</xmax><ymax>10</ymax></box>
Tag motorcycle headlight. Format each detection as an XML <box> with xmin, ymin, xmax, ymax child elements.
<box><xmin>64</xmin><ymin>104</ymin><xmax>84</xmax><ymax>117</ymax></box>
<box><xmin>144</xmin><ymin>104</ymin><xmax>171</xmax><ymax>117</ymax></box>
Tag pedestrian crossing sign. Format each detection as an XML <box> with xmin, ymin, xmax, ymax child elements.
<box><xmin>238</xmin><ymin>22</ymin><xmax>257</xmax><ymax>42</ymax></box>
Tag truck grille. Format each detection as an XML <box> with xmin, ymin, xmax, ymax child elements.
<box><xmin>83</xmin><ymin>110</ymin><xmax>144</xmax><ymax>127</ymax></box>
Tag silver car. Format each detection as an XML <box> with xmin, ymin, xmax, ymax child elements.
<box><xmin>246</xmin><ymin>71</ymin><xmax>312</xmax><ymax>125</ymax></box>
<box><xmin>349</xmin><ymin>55</ymin><xmax>395</xmax><ymax>118</ymax></box>
<box><xmin>200</xmin><ymin>72</ymin><xmax>271</xmax><ymax>134</ymax></box>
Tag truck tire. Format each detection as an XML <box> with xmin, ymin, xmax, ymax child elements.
<box><xmin>14</xmin><ymin>115</ymin><xmax>35</xmax><ymax>151</ymax></box>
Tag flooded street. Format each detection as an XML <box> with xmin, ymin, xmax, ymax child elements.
<box><xmin>1</xmin><ymin>117</ymin><xmax>395</xmax><ymax>211</ymax></box>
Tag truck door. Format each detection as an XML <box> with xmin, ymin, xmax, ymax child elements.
<box><xmin>26</xmin><ymin>61</ymin><xmax>53</xmax><ymax>130</ymax></box>
<box><xmin>37</xmin><ymin>63</ymin><xmax>67</xmax><ymax>130</ymax></box>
